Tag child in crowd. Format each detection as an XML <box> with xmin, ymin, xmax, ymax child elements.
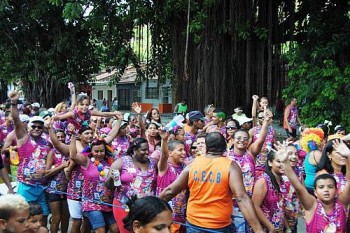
<box><xmin>53</xmin><ymin>93</ymin><xmax>118</xmax><ymax>131</ymax></box>
<box><xmin>251</xmin><ymin>95</ymin><xmax>269</xmax><ymax>126</ymax></box>
<box><xmin>277</xmin><ymin>140</ymin><xmax>350</xmax><ymax>232</ymax></box>
<box><xmin>27</xmin><ymin>202</ymin><xmax>49</xmax><ymax>233</ymax></box>
<box><xmin>157</xmin><ymin>131</ymin><xmax>186</xmax><ymax>233</ymax></box>
<box><xmin>0</xmin><ymin>194</ymin><xmax>30</xmax><ymax>233</ymax></box>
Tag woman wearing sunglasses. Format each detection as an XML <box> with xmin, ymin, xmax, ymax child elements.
<box><xmin>226</xmin><ymin>109</ymin><xmax>273</xmax><ymax>233</ymax></box>
<box><xmin>225</xmin><ymin>118</ymin><xmax>240</xmax><ymax>151</ymax></box>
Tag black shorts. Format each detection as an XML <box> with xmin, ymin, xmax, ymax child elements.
<box><xmin>46</xmin><ymin>192</ymin><xmax>67</xmax><ymax>202</ymax></box>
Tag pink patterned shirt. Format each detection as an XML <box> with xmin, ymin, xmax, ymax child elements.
<box><xmin>47</xmin><ymin>148</ymin><xmax>69</xmax><ymax>193</ymax></box>
<box><xmin>156</xmin><ymin>162</ymin><xmax>186</xmax><ymax>222</ymax></box>
<box><xmin>17</xmin><ymin>135</ymin><xmax>51</xmax><ymax>185</ymax></box>
<box><xmin>81</xmin><ymin>159</ymin><xmax>113</xmax><ymax>212</ymax></box>
<box><xmin>114</xmin><ymin>156</ymin><xmax>157</xmax><ymax>205</ymax></box>
<box><xmin>306</xmin><ymin>200</ymin><xmax>346</xmax><ymax>233</ymax></box>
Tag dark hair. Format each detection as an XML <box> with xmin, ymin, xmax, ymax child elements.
<box><xmin>196</xmin><ymin>132</ymin><xmax>207</xmax><ymax>140</ymax></box>
<box><xmin>226</xmin><ymin>118</ymin><xmax>240</xmax><ymax>128</ymax></box>
<box><xmin>28</xmin><ymin>202</ymin><xmax>43</xmax><ymax>217</ymax></box>
<box><xmin>126</xmin><ymin>137</ymin><xmax>148</xmax><ymax>156</ymax></box>
<box><xmin>205</xmin><ymin>132</ymin><xmax>226</xmax><ymax>154</ymax></box>
<box><xmin>54</xmin><ymin>128</ymin><xmax>65</xmax><ymax>135</ymax></box>
<box><xmin>317</xmin><ymin>140</ymin><xmax>346</xmax><ymax>175</ymax></box>
<box><xmin>168</xmin><ymin>140</ymin><xmax>184</xmax><ymax>151</ymax></box>
<box><xmin>264</xmin><ymin>150</ymin><xmax>281</xmax><ymax>193</ymax></box>
<box><xmin>77</xmin><ymin>94</ymin><xmax>89</xmax><ymax>104</ymax></box>
<box><xmin>314</xmin><ymin>173</ymin><xmax>337</xmax><ymax>189</ymax></box>
<box><xmin>233</xmin><ymin>129</ymin><xmax>249</xmax><ymax>138</ymax></box>
<box><xmin>78</xmin><ymin>125</ymin><xmax>92</xmax><ymax>134</ymax></box>
<box><xmin>145</xmin><ymin>108</ymin><xmax>161</xmax><ymax>123</ymax></box>
<box><xmin>5</xmin><ymin>111</ymin><xmax>11</xmax><ymax>118</ymax></box>
<box><xmin>316</xmin><ymin>124</ymin><xmax>329</xmax><ymax>138</ymax></box>
<box><xmin>123</xmin><ymin>196</ymin><xmax>172</xmax><ymax>231</ymax></box>
<box><xmin>146</xmin><ymin>122</ymin><xmax>160</xmax><ymax>130</ymax></box>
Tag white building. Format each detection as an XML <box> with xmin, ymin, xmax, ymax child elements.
<box><xmin>90</xmin><ymin>65</ymin><xmax>172</xmax><ymax>111</ymax></box>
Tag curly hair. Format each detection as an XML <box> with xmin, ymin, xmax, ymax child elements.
<box><xmin>300</xmin><ymin>128</ymin><xmax>324</xmax><ymax>152</ymax></box>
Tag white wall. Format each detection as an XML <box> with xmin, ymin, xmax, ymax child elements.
<box><xmin>141</xmin><ymin>79</ymin><xmax>172</xmax><ymax>107</ymax></box>
<box><xmin>91</xmin><ymin>84</ymin><xmax>117</xmax><ymax>101</ymax></box>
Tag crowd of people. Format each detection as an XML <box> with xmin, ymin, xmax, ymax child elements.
<box><xmin>0</xmin><ymin>83</ymin><xmax>350</xmax><ymax>233</ymax></box>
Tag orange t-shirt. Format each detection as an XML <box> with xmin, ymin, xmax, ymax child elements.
<box><xmin>187</xmin><ymin>156</ymin><xmax>232</xmax><ymax>229</ymax></box>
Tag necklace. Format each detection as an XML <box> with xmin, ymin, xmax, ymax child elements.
<box><xmin>91</xmin><ymin>157</ymin><xmax>111</xmax><ymax>181</ymax></box>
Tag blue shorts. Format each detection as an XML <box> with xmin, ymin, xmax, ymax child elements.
<box><xmin>84</xmin><ymin>210</ymin><xmax>116</xmax><ymax>230</ymax></box>
<box><xmin>17</xmin><ymin>182</ymin><xmax>50</xmax><ymax>215</ymax></box>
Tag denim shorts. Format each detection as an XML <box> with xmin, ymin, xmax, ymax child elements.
<box><xmin>84</xmin><ymin>210</ymin><xmax>116</xmax><ymax>230</ymax></box>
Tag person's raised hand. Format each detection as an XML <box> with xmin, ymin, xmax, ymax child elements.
<box><xmin>115</xmin><ymin>111</ymin><xmax>123</xmax><ymax>120</ymax></box>
<box><xmin>8</xmin><ymin>91</ymin><xmax>20</xmax><ymax>102</ymax></box>
<box><xmin>333</xmin><ymin>139</ymin><xmax>350</xmax><ymax>157</ymax></box>
<box><xmin>273</xmin><ymin>141</ymin><xmax>289</xmax><ymax>164</ymax></box>
<box><xmin>132</xmin><ymin>102</ymin><xmax>142</xmax><ymax>114</ymax></box>
<box><xmin>158</xmin><ymin>129</ymin><xmax>169</xmax><ymax>140</ymax></box>
<box><xmin>263</xmin><ymin>106</ymin><xmax>273</xmax><ymax>121</ymax></box>
<box><xmin>252</xmin><ymin>95</ymin><xmax>259</xmax><ymax>101</ymax></box>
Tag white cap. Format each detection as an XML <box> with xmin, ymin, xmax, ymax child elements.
<box><xmin>29</xmin><ymin>116</ymin><xmax>45</xmax><ymax>125</ymax></box>
<box><xmin>19</xmin><ymin>114</ymin><xmax>30</xmax><ymax>123</ymax></box>
<box><xmin>31</xmin><ymin>102</ymin><xmax>40</xmax><ymax>108</ymax></box>
<box><xmin>237</xmin><ymin>116</ymin><xmax>253</xmax><ymax>126</ymax></box>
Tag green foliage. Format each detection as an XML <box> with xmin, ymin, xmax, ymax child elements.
<box><xmin>283</xmin><ymin>0</ymin><xmax>350</xmax><ymax>130</ymax></box>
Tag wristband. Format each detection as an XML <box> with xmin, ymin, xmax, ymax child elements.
<box><xmin>10</xmin><ymin>102</ymin><xmax>17</xmax><ymax>106</ymax></box>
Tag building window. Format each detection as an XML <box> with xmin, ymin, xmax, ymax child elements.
<box><xmin>98</xmin><ymin>90</ymin><xmax>103</xmax><ymax>100</ymax></box>
<box><xmin>162</xmin><ymin>87</ymin><xmax>170</xmax><ymax>103</ymax></box>
<box><xmin>133</xmin><ymin>90</ymin><xmax>141</xmax><ymax>102</ymax></box>
<box><xmin>145</xmin><ymin>87</ymin><xmax>159</xmax><ymax>99</ymax></box>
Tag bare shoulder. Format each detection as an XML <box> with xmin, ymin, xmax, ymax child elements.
<box><xmin>38</xmin><ymin>227</ymin><xmax>49</xmax><ymax>233</ymax></box>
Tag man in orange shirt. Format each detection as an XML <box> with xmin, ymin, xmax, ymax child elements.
<box><xmin>160</xmin><ymin>132</ymin><xmax>264</xmax><ymax>233</ymax></box>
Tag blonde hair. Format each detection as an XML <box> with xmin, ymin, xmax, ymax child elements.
<box><xmin>55</xmin><ymin>102</ymin><xmax>66</xmax><ymax>113</ymax></box>
<box><xmin>0</xmin><ymin>194</ymin><xmax>29</xmax><ymax>220</ymax></box>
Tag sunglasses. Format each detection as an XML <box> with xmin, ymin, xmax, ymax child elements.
<box><xmin>31</xmin><ymin>125</ymin><xmax>43</xmax><ymax>130</ymax></box>
<box><xmin>191</xmin><ymin>146</ymin><xmax>197</xmax><ymax>149</ymax></box>
<box><xmin>226</xmin><ymin>126</ymin><xmax>238</xmax><ymax>130</ymax></box>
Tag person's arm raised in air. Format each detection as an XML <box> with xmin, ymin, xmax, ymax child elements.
<box><xmin>333</xmin><ymin>140</ymin><xmax>350</xmax><ymax>206</ymax></box>
<box><xmin>249</xmin><ymin>107</ymin><xmax>273</xmax><ymax>157</ymax></box>
<box><xmin>69</xmin><ymin>135</ymin><xmax>88</xmax><ymax>167</ymax></box>
<box><xmin>229</xmin><ymin>161</ymin><xmax>264</xmax><ymax>233</ymax></box>
<box><xmin>8</xmin><ymin>91</ymin><xmax>27</xmax><ymax>146</ymax></box>
<box><xmin>104</xmin><ymin>113</ymin><xmax>123</xmax><ymax>144</ymax></box>
<box><xmin>68</xmin><ymin>82</ymin><xmax>76</xmax><ymax>111</ymax></box>
<box><xmin>159</xmin><ymin>165</ymin><xmax>190</xmax><ymax>202</ymax></box>
<box><xmin>158</xmin><ymin>130</ymin><xmax>169</xmax><ymax>176</ymax></box>
<box><xmin>251</xmin><ymin>95</ymin><xmax>259</xmax><ymax>125</ymax></box>
<box><xmin>48</xmin><ymin>121</ymin><xmax>70</xmax><ymax>155</ymax></box>
<box><xmin>276</xmin><ymin>141</ymin><xmax>317</xmax><ymax>213</ymax></box>
<box><xmin>132</xmin><ymin>102</ymin><xmax>145</xmax><ymax>138</ymax></box>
